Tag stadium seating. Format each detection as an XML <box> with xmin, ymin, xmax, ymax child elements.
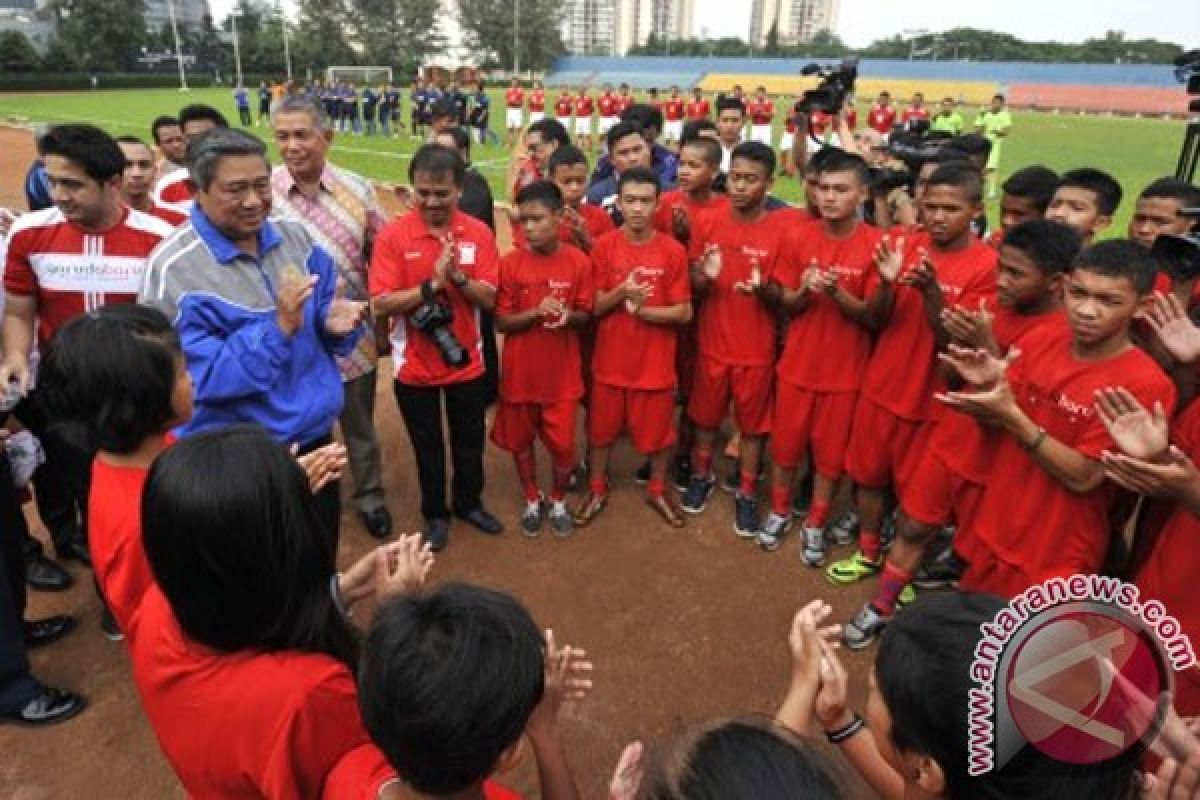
<box><xmin>1007</xmin><ymin>83</ymin><xmax>1186</xmax><ymax>115</ymax></box>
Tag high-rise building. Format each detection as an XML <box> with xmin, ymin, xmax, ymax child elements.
<box><xmin>749</xmin><ymin>0</ymin><xmax>838</xmax><ymax>47</ymax></box>
<box><xmin>561</xmin><ymin>0</ymin><xmax>617</xmax><ymax>56</ymax></box>
<box><xmin>144</xmin><ymin>0</ymin><xmax>211</xmax><ymax>33</ymax></box>
<box><xmin>562</xmin><ymin>0</ymin><xmax>691</xmax><ymax>55</ymax></box>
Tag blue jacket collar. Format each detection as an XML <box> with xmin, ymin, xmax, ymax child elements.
<box><xmin>189</xmin><ymin>205</ymin><xmax>283</xmax><ymax>265</ymax></box>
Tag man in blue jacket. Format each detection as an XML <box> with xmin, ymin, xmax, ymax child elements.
<box><xmin>140</xmin><ymin>128</ymin><xmax>365</xmax><ymax>548</ymax></box>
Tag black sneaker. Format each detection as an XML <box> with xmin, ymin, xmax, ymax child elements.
<box><xmin>734</xmin><ymin>493</ymin><xmax>761</xmax><ymax>539</ymax></box>
<box><xmin>721</xmin><ymin>466</ymin><xmax>740</xmax><ymax>494</ymax></box>
<box><xmin>681</xmin><ymin>474</ymin><xmax>716</xmax><ymax>514</ymax></box>
<box><xmin>913</xmin><ymin>550</ymin><xmax>965</xmax><ymax>590</ymax></box>
<box><xmin>547</xmin><ymin>500</ymin><xmax>574</xmax><ymax>538</ymax></box>
<box><xmin>566</xmin><ymin>462</ymin><xmax>587</xmax><ymax>493</ymax></box>
<box><xmin>520</xmin><ymin>497</ymin><xmax>545</xmax><ymax>538</ymax></box>
<box><xmin>830</xmin><ymin>510</ymin><xmax>859</xmax><ymax>545</ymax></box>
<box><xmin>634</xmin><ymin>460</ymin><xmax>652</xmax><ymax>485</ymax></box>
<box><xmin>672</xmin><ymin>454</ymin><xmax>692</xmax><ymax>492</ymax></box>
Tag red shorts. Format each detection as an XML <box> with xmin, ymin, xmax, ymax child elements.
<box><xmin>588</xmin><ymin>382</ymin><xmax>676</xmax><ymax>454</ymax></box>
<box><xmin>900</xmin><ymin>449</ymin><xmax>985</xmax><ymax>530</ymax></box>
<box><xmin>771</xmin><ymin>382</ymin><xmax>857</xmax><ymax>477</ymax></box>
<box><xmin>491</xmin><ymin>399</ymin><xmax>578</xmax><ymax>464</ymax></box>
<box><xmin>686</xmin><ymin>359</ymin><xmax>773</xmax><ymax>435</ymax></box>
<box><xmin>843</xmin><ymin>398</ymin><xmax>927</xmax><ymax>491</ymax></box>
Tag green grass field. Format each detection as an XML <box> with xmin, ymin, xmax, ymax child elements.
<box><xmin>0</xmin><ymin>87</ymin><xmax>1190</xmax><ymax>233</ymax></box>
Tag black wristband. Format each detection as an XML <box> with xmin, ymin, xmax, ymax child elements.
<box><xmin>825</xmin><ymin>714</ymin><xmax>865</xmax><ymax>744</ymax></box>
<box><xmin>420</xmin><ymin>278</ymin><xmax>435</xmax><ymax>302</ymax></box>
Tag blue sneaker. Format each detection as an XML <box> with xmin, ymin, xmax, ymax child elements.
<box><xmin>681</xmin><ymin>474</ymin><xmax>716</xmax><ymax>514</ymax></box>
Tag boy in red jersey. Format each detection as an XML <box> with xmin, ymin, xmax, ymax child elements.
<box><xmin>747</xmin><ymin>86</ymin><xmax>775</xmax><ymax>145</ymax></box>
<box><xmin>841</xmin><ymin>219</ymin><xmax>1082</xmax><ymax>648</ymax></box>
<box><xmin>941</xmin><ymin>239</ymin><xmax>1176</xmax><ymax>598</ymax></box>
<box><xmin>528</xmin><ymin>80</ymin><xmax>546</xmax><ymax>123</ymax></box>
<box><xmin>511</xmin><ymin>146</ymin><xmax>614</xmax><ymax>252</ymax></box>
<box><xmin>652</xmin><ymin>136</ymin><xmax>728</xmax><ymax>242</ymax></box>
<box><xmin>493</xmin><ymin>182</ymin><xmax>593</xmax><ymax>537</ymax></box>
<box><xmin>757</xmin><ymin>152</ymin><xmax>882</xmax><ymax>551</ymax></box>
<box><xmin>1045</xmin><ymin>167</ymin><xmax>1123</xmax><ymax>245</ymax></box>
<box><xmin>825</xmin><ymin>163</ymin><xmax>997</xmax><ymax>578</ymax></box>
<box><xmin>617</xmin><ymin>82</ymin><xmax>636</xmax><ymax>115</ymax></box>
<box><xmin>503</xmin><ymin>78</ymin><xmax>525</xmax><ymax>148</ymax></box>
<box><xmin>901</xmin><ymin>92</ymin><xmax>929</xmax><ymax>128</ymax></box>
<box><xmin>573</xmin><ymin>87</ymin><xmax>595</xmax><ymax>151</ymax></box>
<box><xmin>574</xmin><ymin>168</ymin><xmax>693</xmax><ymax>529</ymax></box>
<box><xmin>686</xmin><ymin>87</ymin><xmax>710</xmax><ymax>122</ymax></box>
<box><xmin>115</xmin><ymin>136</ymin><xmax>188</xmax><ymax>227</ymax></box>
<box><xmin>662</xmin><ymin>85</ymin><xmax>686</xmax><ymax>147</ymax></box>
<box><xmin>985</xmin><ymin>165</ymin><xmax>1059</xmax><ymax>247</ymax></box>
<box><xmin>677</xmin><ymin>142</ymin><xmax>785</xmax><ymax>538</ymax></box>
<box><xmin>597</xmin><ymin>82</ymin><xmax>620</xmax><ymax>138</ymax></box>
<box><xmin>554</xmin><ymin>89</ymin><xmax>573</xmax><ymax>126</ymax></box>
<box><xmin>866</xmin><ymin>91</ymin><xmax>896</xmax><ymax>137</ymax></box>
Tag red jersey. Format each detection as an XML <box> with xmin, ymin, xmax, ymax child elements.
<box><xmin>148</xmin><ymin>202</ymin><xmax>187</xmax><ymax>227</ymax></box>
<box><xmin>369</xmin><ymin>210</ymin><xmax>500</xmax><ymax>387</ymax></box>
<box><xmin>4</xmin><ymin>206</ymin><xmax>173</xmax><ymax>347</ymax></box>
<box><xmin>966</xmin><ymin>323</ymin><xmax>1176</xmax><ymax>594</ymax></box>
<box><xmin>598</xmin><ymin>92</ymin><xmax>619</xmax><ymax>117</ymax></box>
<box><xmin>322</xmin><ymin>743</ymin><xmax>524</xmax><ymax>800</ymax></box>
<box><xmin>512</xmin><ymin>202</ymin><xmax>615</xmax><ymax>249</ymax></box>
<box><xmin>554</xmin><ymin>95</ymin><xmax>573</xmax><ymax>117</ymax></box>
<box><xmin>867</xmin><ymin>104</ymin><xmax>896</xmax><ymax>134</ymax></box>
<box><xmin>747</xmin><ymin>98</ymin><xmax>774</xmax><ymax>125</ymax></box>
<box><xmin>859</xmin><ymin>236</ymin><xmax>997</xmax><ymax>421</ymax></box>
<box><xmin>505</xmin><ymin>87</ymin><xmax>524</xmax><ymax>108</ymax></box>
<box><xmin>617</xmin><ymin>94</ymin><xmax>636</xmax><ymax>113</ymax></box>
<box><xmin>529</xmin><ymin>89</ymin><xmax>546</xmax><ymax>112</ymax></box>
<box><xmin>902</xmin><ymin>106</ymin><xmax>930</xmax><ymax>124</ymax></box>
<box><xmin>152</xmin><ymin>167</ymin><xmax>193</xmax><ymax>211</ymax></box>
<box><xmin>664</xmin><ymin>98</ymin><xmax>685</xmax><ymax>121</ymax></box>
<box><xmin>591</xmin><ymin>230</ymin><xmax>691</xmax><ymax>390</ymax></box>
<box><xmin>88</xmin><ymin>458</ymin><xmax>154</xmax><ymax>633</ymax></box>
<box><xmin>687</xmin><ymin>208</ymin><xmax>790</xmax><ymax>367</ymax></box>
<box><xmin>776</xmin><ymin>222</ymin><xmax>883</xmax><ymax>391</ymax></box>
<box><xmin>574</xmin><ymin>94</ymin><xmax>594</xmax><ymax>116</ymax></box>
<box><xmin>496</xmin><ymin>244</ymin><xmax>593</xmax><ymax>403</ymax></box>
<box><xmin>685</xmin><ymin>99</ymin><xmax>710</xmax><ymax>120</ymax></box>
<box><xmin>808</xmin><ymin>110</ymin><xmax>833</xmax><ymax>136</ymax></box>
<box><xmin>127</xmin><ymin>588</ymin><xmax>373</xmax><ymax>799</ymax></box>
<box><xmin>652</xmin><ymin>190</ymin><xmax>731</xmax><ymax>238</ymax></box>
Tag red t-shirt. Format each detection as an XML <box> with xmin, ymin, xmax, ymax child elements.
<box><xmin>554</xmin><ymin>95</ymin><xmax>573</xmax><ymax>117</ymax></box>
<box><xmin>529</xmin><ymin>90</ymin><xmax>545</xmax><ymax>111</ymax></box>
<box><xmin>867</xmin><ymin>104</ymin><xmax>896</xmax><ymax>134</ymax></box>
<box><xmin>598</xmin><ymin>92</ymin><xmax>618</xmax><ymax>117</ymax></box>
<box><xmin>859</xmin><ymin>236</ymin><xmax>998</xmax><ymax>421</ymax></box>
<box><xmin>153</xmin><ymin>167</ymin><xmax>193</xmax><ymax>211</ymax></box>
<box><xmin>687</xmin><ymin>208</ymin><xmax>790</xmax><ymax>367</ymax></box>
<box><xmin>322</xmin><ymin>743</ymin><xmax>525</xmax><ymax>800</ymax></box>
<box><xmin>505</xmin><ymin>87</ymin><xmax>524</xmax><ymax>108</ymax></box>
<box><xmin>748</xmin><ymin>98</ymin><xmax>774</xmax><ymax>125</ymax></box>
<box><xmin>776</xmin><ymin>222</ymin><xmax>883</xmax><ymax>391</ymax></box>
<box><xmin>3</xmin><ymin>206</ymin><xmax>173</xmax><ymax>347</ymax></box>
<box><xmin>369</xmin><ymin>210</ymin><xmax>500</xmax><ymax>387</ymax></box>
<box><xmin>496</xmin><ymin>244</ymin><xmax>593</xmax><ymax>403</ymax></box>
<box><xmin>511</xmin><ymin>203</ymin><xmax>615</xmax><ymax>250</ymax></box>
<box><xmin>617</xmin><ymin>94</ymin><xmax>636</xmax><ymax>113</ymax></box>
<box><xmin>664</xmin><ymin>98</ymin><xmax>685</xmax><ymax>121</ymax></box>
<box><xmin>685</xmin><ymin>99</ymin><xmax>710</xmax><ymax>120</ymax></box>
<box><xmin>966</xmin><ymin>324</ymin><xmax>1176</xmax><ymax>593</ymax></box>
<box><xmin>574</xmin><ymin>95</ymin><xmax>594</xmax><ymax>116</ymax></box>
<box><xmin>127</xmin><ymin>588</ymin><xmax>373</xmax><ymax>799</ymax></box>
<box><xmin>88</xmin><ymin>458</ymin><xmax>154</xmax><ymax>633</ymax></box>
<box><xmin>146</xmin><ymin>203</ymin><xmax>187</xmax><ymax>227</ymax></box>
<box><xmin>591</xmin><ymin>230</ymin><xmax>691</xmax><ymax>390</ymax></box>
<box><xmin>651</xmin><ymin>190</ymin><xmax>731</xmax><ymax>239</ymax></box>
<box><xmin>902</xmin><ymin>106</ymin><xmax>930</xmax><ymax>123</ymax></box>
<box><xmin>808</xmin><ymin>110</ymin><xmax>832</xmax><ymax>136</ymax></box>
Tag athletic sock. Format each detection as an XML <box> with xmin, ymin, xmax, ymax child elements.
<box><xmin>514</xmin><ymin>450</ymin><xmax>539</xmax><ymax>503</ymax></box>
<box><xmin>872</xmin><ymin>563</ymin><xmax>914</xmax><ymax>616</ymax></box>
<box><xmin>739</xmin><ymin>469</ymin><xmax>757</xmax><ymax>496</ymax></box>
<box><xmin>647</xmin><ymin>477</ymin><xmax>666</xmax><ymax>499</ymax></box>
<box><xmin>550</xmin><ymin>462</ymin><xmax>573</xmax><ymax>503</ymax></box>
<box><xmin>692</xmin><ymin>446</ymin><xmax>714</xmax><ymax>479</ymax></box>
<box><xmin>589</xmin><ymin>476</ymin><xmax>608</xmax><ymax>497</ymax></box>
<box><xmin>808</xmin><ymin>500</ymin><xmax>830</xmax><ymax>529</ymax></box>
<box><xmin>771</xmin><ymin>484</ymin><xmax>791</xmax><ymax>516</ymax></box>
<box><xmin>861</xmin><ymin>530</ymin><xmax>882</xmax><ymax>562</ymax></box>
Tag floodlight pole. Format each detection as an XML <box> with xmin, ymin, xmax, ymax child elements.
<box><xmin>278</xmin><ymin>2</ymin><xmax>292</xmax><ymax>80</ymax></box>
<box><xmin>513</xmin><ymin>0</ymin><xmax>520</xmax><ymax>76</ymax></box>
<box><xmin>166</xmin><ymin>0</ymin><xmax>189</xmax><ymax>90</ymax></box>
<box><xmin>231</xmin><ymin>10</ymin><xmax>244</xmax><ymax>88</ymax></box>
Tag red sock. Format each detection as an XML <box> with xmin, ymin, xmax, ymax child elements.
<box><xmin>589</xmin><ymin>476</ymin><xmax>608</xmax><ymax>497</ymax></box>
<box><xmin>739</xmin><ymin>469</ymin><xmax>757</xmax><ymax>496</ymax></box>
<box><xmin>808</xmin><ymin>501</ymin><xmax>830</xmax><ymax>529</ymax></box>
<box><xmin>514</xmin><ymin>450</ymin><xmax>539</xmax><ymax>503</ymax></box>
<box><xmin>550</xmin><ymin>463</ymin><xmax>573</xmax><ymax>503</ymax></box>
<box><xmin>647</xmin><ymin>477</ymin><xmax>666</xmax><ymax>498</ymax></box>
<box><xmin>692</xmin><ymin>446</ymin><xmax>713</xmax><ymax>478</ymax></box>
<box><xmin>861</xmin><ymin>530</ymin><xmax>882</xmax><ymax>562</ymax></box>
<box><xmin>872</xmin><ymin>563</ymin><xmax>914</xmax><ymax>615</ymax></box>
<box><xmin>771</xmin><ymin>484</ymin><xmax>791</xmax><ymax>516</ymax></box>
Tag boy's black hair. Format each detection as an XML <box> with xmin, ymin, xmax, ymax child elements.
<box><xmin>730</xmin><ymin>141</ymin><xmax>776</xmax><ymax>178</ymax></box>
<box><xmin>806</xmin><ymin>145</ymin><xmax>845</xmax><ymax>174</ymax></box>
<box><xmin>1001</xmin><ymin>219</ymin><xmax>1082</xmax><ymax>277</ymax></box>
<box><xmin>177</xmin><ymin>103</ymin><xmax>229</xmax><ymax>130</ymax></box>
<box><xmin>946</xmin><ymin>133</ymin><xmax>992</xmax><ymax>159</ymax></box>
<box><xmin>925</xmin><ymin>161</ymin><xmax>984</xmax><ymax>204</ymax></box>
<box><xmin>606</xmin><ymin>119</ymin><xmax>646</xmax><ymax>152</ymax></box>
<box><xmin>618</xmin><ymin>165</ymin><xmax>661</xmax><ymax>196</ymax></box>
<box><xmin>680</xmin><ymin>118</ymin><xmax>718</xmax><ymax>143</ymax></box>
<box><xmin>359</xmin><ymin>584</ymin><xmax>545</xmax><ymax>796</ymax></box>
<box><xmin>37</xmin><ymin>124</ymin><xmax>126</xmax><ymax>183</ymax></box>
<box><xmin>431</xmin><ymin>98</ymin><xmax>457</xmax><ymax>121</ymax></box>
<box><xmin>815</xmin><ymin>149</ymin><xmax>871</xmax><ymax>186</ymax></box>
<box><xmin>1139</xmin><ymin>176</ymin><xmax>1200</xmax><ymax>209</ymax></box>
<box><xmin>715</xmin><ymin>96</ymin><xmax>746</xmax><ymax>117</ymax></box>
<box><xmin>1057</xmin><ymin>168</ymin><xmax>1124</xmax><ymax>216</ymax></box>
<box><xmin>621</xmin><ymin>103</ymin><xmax>664</xmax><ymax>136</ymax></box>
<box><xmin>150</xmin><ymin>115</ymin><xmax>180</xmax><ymax>145</ymax></box>
<box><xmin>515</xmin><ymin>179</ymin><xmax>564</xmax><ymax>212</ymax></box>
<box><xmin>434</xmin><ymin>125</ymin><xmax>471</xmax><ymax>157</ymax></box>
<box><xmin>1001</xmin><ymin>165</ymin><xmax>1060</xmax><ymax>212</ymax></box>
<box><xmin>547</xmin><ymin>143</ymin><xmax>589</xmax><ymax>174</ymax></box>
<box><xmin>39</xmin><ymin>304</ymin><xmax>181</xmax><ymax>454</ymax></box>
<box><xmin>409</xmin><ymin>143</ymin><xmax>465</xmax><ymax>187</ymax></box>
<box><xmin>1074</xmin><ymin>238</ymin><xmax>1159</xmax><ymax>295</ymax></box>
<box><xmin>527</xmin><ymin>117</ymin><xmax>571</xmax><ymax>148</ymax></box>
<box><xmin>679</xmin><ymin>136</ymin><xmax>722</xmax><ymax>169</ymax></box>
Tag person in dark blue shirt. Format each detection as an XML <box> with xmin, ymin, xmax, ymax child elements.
<box><xmin>589</xmin><ymin>104</ymin><xmax>678</xmax><ymax>190</ymax></box>
<box><xmin>410</xmin><ymin>78</ymin><xmax>427</xmax><ymax>139</ymax></box>
<box><xmin>256</xmin><ymin>81</ymin><xmax>271</xmax><ymax>126</ymax></box>
<box><xmin>467</xmin><ymin>81</ymin><xmax>497</xmax><ymax>146</ymax></box>
<box><xmin>362</xmin><ymin>86</ymin><xmax>379</xmax><ymax>136</ymax></box>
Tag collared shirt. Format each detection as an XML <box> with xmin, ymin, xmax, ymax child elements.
<box><xmin>271</xmin><ymin>163</ymin><xmax>385</xmax><ymax>383</ymax></box>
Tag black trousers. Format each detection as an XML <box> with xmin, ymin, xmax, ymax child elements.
<box><xmin>0</xmin><ymin>450</ymin><xmax>39</xmax><ymax>713</ymax></box>
<box><xmin>393</xmin><ymin>376</ymin><xmax>487</xmax><ymax>521</ymax></box>
<box><xmin>479</xmin><ymin>310</ymin><xmax>499</xmax><ymax>407</ymax></box>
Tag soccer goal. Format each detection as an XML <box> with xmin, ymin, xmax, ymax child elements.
<box><xmin>324</xmin><ymin>66</ymin><xmax>394</xmax><ymax>86</ymax></box>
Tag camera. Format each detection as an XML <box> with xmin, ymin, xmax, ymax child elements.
<box><xmin>411</xmin><ymin>280</ymin><xmax>469</xmax><ymax>368</ymax></box>
<box><xmin>796</xmin><ymin>57</ymin><xmax>859</xmax><ymax>115</ymax></box>
<box><xmin>866</xmin><ymin>128</ymin><xmax>956</xmax><ymax>193</ymax></box>
<box><xmin>1153</xmin><ymin>207</ymin><xmax>1200</xmax><ymax>283</ymax></box>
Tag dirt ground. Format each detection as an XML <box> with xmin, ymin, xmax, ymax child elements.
<box><xmin>0</xmin><ymin>125</ymin><xmax>877</xmax><ymax>798</ymax></box>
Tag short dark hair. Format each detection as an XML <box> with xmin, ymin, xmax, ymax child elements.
<box><xmin>925</xmin><ymin>161</ymin><xmax>984</xmax><ymax>204</ymax></box>
<box><xmin>606</xmin><ymin>120</ymin><xmax>646</xmax><ymax>152</ymax></box>
<box><xmin>806</xmin><ymin>145</ymin><xmax>845</xmax><ymax>174</ymax></box>
<box><xmin>39</xmin><ymin>304</ymin><xmax>181</xmax><ymax>454</ymax></box>
<box><xmin>815</xmin><ymin>149</ymin><xmax>871</xmax><ymax>185</ymax></box>
<box><xmin>680</xmin><ymin>136</ymin><xmax>722</xmax><ymax>168</ymax></box>
<box><xmin>1001</xmin><ymin>219</ymin><xmax>1081</xmax><ymax>277</ymax></box>
<box><xmin>730</xmin><ymin>141</ymin><xmax>776</xmax><ymax>177</ymax></box>
<box><xmin>1001</xmin><ymin>165</ymin><xmax>1060</xmax><ymax>213</ymax></box>
<box><xmin>527</xmin><ymin>117</ymin><xmax>571</xmax><ymax>148</ymax></box>
<box><xmin>37</xmin><ymin>124</ymin><xmax>126</xmax><ymax>183</ymax></box>
<box><xmin>946</xmin><ymin>133</ymin><xmax>992</xmax><ymax>159</ymax></box>
<box><xmin>409</xmin><ymin>143</ymin><xmax>465</xmax><ymax>187</ymax></box>
<box><xmin>641</xmin><ymin>716</ymin><xmax>842</xmax><ymax>799</ymax></box>
<box><xmin>547</xmin><ymin>144</ymin><xmax>589</xmax><ymax>174</ymax></box>
<box><xmin>151</xmin><ymin>115</ymin><xmax>180</xmax><ymax>145</ymax></box>
<box><xmin>431</xmin><ymin>98</ymin><xmax>457</xmax><ymax>120</ymax></box>
<box><xmin>618</xmin><ymin>165</ymin><xmax>660</xmax><ymax>196</ymax></box>
<box><xmin>621</xmin><ymin>103</ymin><xmax>663</xmax><ymax>135</ymax></box>
<box><xmin>1139</xmin><ymin>176</ymin><xmax>1200</xmax><ymax>209</ymax></box>
<box><xmin>359</xmin><ymin>584</ymin><xmax>545</xmax><ymax>795</ymax></box>
<box><xmin>1074</xmin><ymin>238</ymin><xmax>1158</xmax><ymax>295</ymax></box>
<box><xmin>177</xmin><ymin>103</ymin><xmax>229</xmax><ymax>130</ymax></box>
<box><xmin>680</xmin><ymin>118</ymin><xmax>718</xmax><ymax>143</ymax></box>
<box><xmin>142</xmin><ymin>427</ymin><xmax>358</xmax><ymax>665</ymax></box>
<box><xmin>715</xmin><ymin>96</ymin><xmax>746</xmax><ymax>117</ymax></box>
<box><xmin>515</xmin><ymin>179</ymin><xmax>564</xmax><ymax>212</ymax></box>
<box><xmin>434</xmin><ymin>125</ymin><xmax>471</xmax><ymax>157</ymax></box>
<box><xmin>1058</xmin><ymin>168</ymin><xmax>1124</xmax><ymax>216</ymax></box>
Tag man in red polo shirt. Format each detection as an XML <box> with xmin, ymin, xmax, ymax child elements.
<box><xmin>663</xmin><ymin>85</ymin><xmax>686</xmax><ymax>147</ymax></box>
<box><xmin>370</xmin><ymin>144</ymin><xmax>503</xmax><ymax>552</ymax></box>
<box><xmin>867</xmin><ymin>91</ymin><xmax>897</xmax><ymax>137</ymax></box>
<box><xmin>597</xmin><ymin>82</ymin><xmax>620</xmax><ymax>138</ymax></box>
<box><xmin>528</xmin><ymin>80</ymin><xmax>546</xmax><ymax>123</ymax></box>
<box><xmin>747</xmin><ymin>86</ymin><xmax>774</xmax><ymax>145</ymax></box>
<box><xmin>902</xmin><ymin>92</ymin><xmax>930</xmax><ymax>130</ymax></box>
<box><xmin>554</xmin><ymin>90</ymin><xmax>573</xmax><ymax>126</ymax></box>
<box><xmin>504</xmin><ymin>78</ymin><xmax>525</xmax><ymax>148</ymax></box>
<box><xmin>685</xmin><ymin>87</ymin><xmax>711</xmax><ymax>122</ymax></box>
<box><xmin>573</xmin><ymin>87</ymin><xmax>595</xmax><ymax>152</ymax></box>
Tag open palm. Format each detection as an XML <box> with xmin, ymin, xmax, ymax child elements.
<box><xmin>1095</xmin><ymin>387</ymin><xmax>1168</xmax><ymax>460</ymax></box>
<box><xmin>326</xmin><ymin>297</ymin><xmax>367</xmax><ymax>336</ymax></box>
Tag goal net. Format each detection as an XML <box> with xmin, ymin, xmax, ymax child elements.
<box><xmin>324</xmin><ymin>66</ymin><xmax>394</xmax><ymax>86</ymax></box>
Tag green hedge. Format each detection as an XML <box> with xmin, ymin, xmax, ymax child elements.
<box><xmin>0</xmin><ymin>72</ymin><xmax>276</xmax><ymax>91</ymax></box>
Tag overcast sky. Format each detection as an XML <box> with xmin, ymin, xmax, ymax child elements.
<box><xmin>213</xmin><ymin>0</ymin><xmax>1198</xmax><ymax>49</ymax></box>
